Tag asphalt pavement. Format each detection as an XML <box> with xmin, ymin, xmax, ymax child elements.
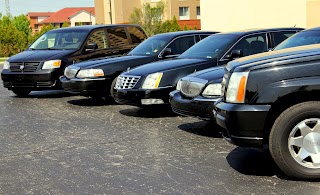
<box><xmin>0</xmin><ymin>65</ymin><xmax>319</xmax><ymax>194</ymax></box>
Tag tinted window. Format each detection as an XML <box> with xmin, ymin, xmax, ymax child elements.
<box><xmin>195</xmin><ymin>35</ymin><xmax>201</xmax><ymax>42</ymax></box>
<box><xmin>200</xmin><ymin>34</ymin><xmax>210</xmax><ymax>40</ymax></box>
<box><xmin>86</xmin><ymin>30</ymin><xmax>108</xmax><ymax>50</ymax></box>
<box><xmin>128</xmin><ymin>36</ymin><xmax>170</xmax><ymax>56</ymax></box>
<box><xmin>227</xmin><ymin>34</ymin><xmax>267</xmax><ymax>57</ymax></box>
<box><xmin>273</xmin><ymin>31</ymin><xmax>296</xmax><ymax>46</ymax></box>
<box><xmin>167</xmin><ymin>36</ymin><xmax>195</xmax><ymax>55</ymax></box>
<box><xmin>127</xmin><ymin>26</ymin><xmax>147</xmax><ymax>44</ymax></box>
<box><xmin>179</xmin><ymin>34</ymin><xmax>238</xmax><ymax>59</ymax></box>
<box><xmin>29</xmin><ymin>30</ymin><xmax>87</xmax><ymax>50</ymax></box>
<box><xmin>274</xmin><ymin>30</ymin><xmax>320</xmax><ymax>50</ymax></box>
<box><xmin>107</xmin><ymin>28</ymin><xmax>129</xmax><ymax>47</ymax></box>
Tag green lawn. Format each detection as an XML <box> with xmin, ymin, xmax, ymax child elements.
<box><xmin>0</xmin><ymin>57</ymin><xmax>8</xmax><ymax>63</ymax></box>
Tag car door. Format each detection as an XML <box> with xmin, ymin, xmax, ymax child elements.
<box><xmin>219</xmin><ymin>33</ymin><xmax>268</xmax><ymax>65</ymax></box>
<box><xmin>159</xmin><ymin>35</ymin><xmax>196</xmax><ymax>58</ymax></box>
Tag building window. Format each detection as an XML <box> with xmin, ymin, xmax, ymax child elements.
<box><xmin>179</xmin><ymin>7</ymin><xmax>189</xmax><ymax>20</ymax></box>
<box><xmin>197</xmin><ymin>7</ymin><xmax>201</xmax><ymax>19</ymax></box>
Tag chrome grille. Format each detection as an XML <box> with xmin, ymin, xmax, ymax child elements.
<box><xmin>10</xmin><ymin>62</ymin><xmax>40</xmax><ymax>72</ymax></box>
<box><xmin>221</xmin><ymin>69</ymin><xmax>230</xmax><ymax>98</ymax></box>
<box><xmin>64</xmin><ymin>66</ymin><xmax>80</xmax><ymax>79</ymax></box>
<box><xmin>115</xmin><ymin>75</ymin><xmax>140</xmax><ymax>89</ymax></box>
<box><xmin>180</xmin><ymin>80</ymin><xmax>206</xmax><ymax>98</ymax></box>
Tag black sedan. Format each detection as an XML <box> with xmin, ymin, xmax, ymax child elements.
<box><xmin>114</xmin><ymin>28</ymin><xmax>303</xmax><ymax>107</ymax></box>
<box><xmin>60</xmin><ymin>31</ymin><xmax>216</xmax><ymax>98</ymax></box>
<box><xmin>170</xmin><ymin>27</ymin><xmax>320</xmax><ymax>121</ymax></box>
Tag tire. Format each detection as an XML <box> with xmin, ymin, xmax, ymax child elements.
<box><xmin>110</xmin><ymin>77</ymin><xmax>118</xmax><ymax>100</ymax></box>
<box><xmin>269</xmin><ymin>101</ymin><xmax>320</xmax><ymax>180</ymax></box>
<box><xmin>12</xmin><ymin>89</ymin><xmax>31</xmax><ymax>97</ymax></box>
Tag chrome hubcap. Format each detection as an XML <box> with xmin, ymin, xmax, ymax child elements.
<box><xmin>288</xmin><ymin>118</ymin><xmax>320</xmax><ymax>169</ymax></box>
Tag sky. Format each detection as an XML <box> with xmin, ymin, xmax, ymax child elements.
<box><xmin>0</xmin><ymin>0</ymin><xmax>94</xmax><ymax>16</ymax></box>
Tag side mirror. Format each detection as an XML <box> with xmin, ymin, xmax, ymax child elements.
<box><xmin>227</xmin><ymin>49</ymin><xmax>243</xmax><ymax>60</ymax></box>
<box><xmin>161</xmin><ymin>48</ymin><xmax>173</xmax><ymax>58</ymax></box>
<box><xmin>85</xmin><ymin>43</ymin><xmax>98</xmax><ymax>52</ymax></box>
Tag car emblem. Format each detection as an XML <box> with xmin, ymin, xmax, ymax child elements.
<box><xmin>20</xmin><ymin>65</ymin><xmax>24</xmax><ymax>70</ymax></box>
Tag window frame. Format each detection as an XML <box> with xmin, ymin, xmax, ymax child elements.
<box><xmin>179</xmin><ymin>7</ymin><xmax>190</xmax><ymax>20</ymax></box>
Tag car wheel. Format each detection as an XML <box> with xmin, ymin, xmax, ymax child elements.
<box><xmin>269</xmin><ymin>101</ymin><xmax>320</xmax><ymax>180</ymax></box>
<box><xmin>12</xmin><ymin>89</ymin><xmax>31</xmax><ymax>97</ymax></box>
<box><xmin>110</xmin><ymin>77</ymin><xmax>118</xmax><ymax>100</ymax></box>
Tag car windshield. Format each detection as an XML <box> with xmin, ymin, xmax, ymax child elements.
<box><xmin>274</xmin><ymin>30</ymin><xmax>320</xmax><ymax>50</ymax></box>
<box><xmin>128</xmin><ymin>36</ymin><xmax>170</xmax><ymax>56</ymax></box>
<box><xmin>179</xmin><ymin>34</ymin><xmax>238</xmax><ymax>59</ymax></box>
<box><xmin>29</xmin><ymin>30</ymin><xmax>88</xmax><ymax>50</ymax></box>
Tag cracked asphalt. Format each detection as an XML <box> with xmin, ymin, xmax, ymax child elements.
<box><xmin>0</xmin><ymin>66</ymin><xmax>319</xmax><ymax>194</ymax></box>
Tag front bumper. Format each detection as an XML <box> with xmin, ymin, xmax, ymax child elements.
<box><xmin>169</xmin><ymin>90</ymin><xmax>218</xmax><ymax>120</ymax></box>
<box><xmin>114</xmin><ymin>86</ymin><xmax>174</xmax><ymax>106</ymax></box>
<box><xmin>60</xmin><ymin>76</ymin><xmax>108</xmax><ymax>96</ymax></box>
<box><xmin>1</xmin><ymin>69</ymin><xmax>61</xmax><ymax>90</ymax></box>
<box><xmin>214</xmin><ymin>101</ymin><xmax>271</xmax><ymax>147</ymax></box>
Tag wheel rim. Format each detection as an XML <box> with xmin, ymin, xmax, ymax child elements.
<box><xmin>288</xmin><ymin>118</ymin><xmax>320</xmax><ymax>169</ymax></box>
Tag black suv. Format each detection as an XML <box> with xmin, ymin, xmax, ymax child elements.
<box><xmin>114</xmin><ymin>28</ymin><xmax>302</xmax><ymax>107</ymax></box>
<box><xmin>1</xmin><ymin>24</ymin><xmax>147</xmax><ymax>96</ymax></box>
<box><xmin>215</xmin><ymin>44</ymin><xmax>320</xmax><ymax>180</ymax></box>
<box><xmin>60</xmin><ymin>31</ymin><xmax>216</xmax><ymax>98</ymax></box>
<box><xmin>170</xmin><ymin>28</ymin><xmax>310</xmax><ymax>120</ymax></box>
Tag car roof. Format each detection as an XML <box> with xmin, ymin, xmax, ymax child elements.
<box><xmin>302</xmin><ymin>26</ymin><xmax>320</xmax><ymax>31</ymax></box>
<box><xmin>153</xmin><ymin>30</ymin><xmax>218</xmax><ymax>38</ymax></box>
<box><xmin>218</xmin><ymin>27</ymin><xmax>304</xmax><ymax>36</ymax></box>
<box><xmin>49</xmin><ymin>24</ymin><xmax>143</xmax><ymax>32</ymax></box>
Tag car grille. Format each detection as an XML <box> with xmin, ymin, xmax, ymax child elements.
<box><xmin>180</xmin><ymin>80</ymin><xmax>206</xmax><ymax>98</ymax></box>
<box><xmin>64</xmin><ymin>66</ymin><xmax>80</xmax><ymax>79</ymax></box>
<box><xmin>10</xmin><ymin>62</ymin><xmax>40</xmax><ymax>72</ymax></box>
<box><xmin>115</xmin><ymin>75</ymin><xmax>140</xmax><ymax>89</ymax></box>
<box><xmin>221</xmin><ymin>69</ymin><xmax>230</xmax><ymax>99</ymax></box>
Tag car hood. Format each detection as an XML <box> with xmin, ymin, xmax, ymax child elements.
<box><xmin>8</xmin><ymin>49</ymin><xmax>75</xmax><ymax>62</ymax></box>
<box><xmin>227</xmin><ymin>44</ymin><xmax>320</xmax><ymax>72</ymax></box>
<box><xmin>122</xmin><ymin>58</ymin><xmax>210</xmax><ymax>76</ymax></box>
<box><xmin>184</xmin><ymin>66</ymin><xmax>225</xmax><ymax>82</ymax></box>
<box><xmin>73</xmin><ymin>55</ymin><xmax>153</xmax><ymax>69</ymax></box>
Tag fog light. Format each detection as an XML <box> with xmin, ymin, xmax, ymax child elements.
<box><xmin>141</xmin><ymin>99</ymin><xmax>164</xmax><ymax>105</ymax></box>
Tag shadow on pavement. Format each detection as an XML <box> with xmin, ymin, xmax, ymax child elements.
<box><xmin>119</xmin><ymin>105</ymin><xmax>177</xmax><ymax>118</ymax></box>
<box><xmin>67</xmin><ymin>97</ymin><xmax>116</xmax><ymax>106</ymax></box>
<box><xmin>227</xmin><ymin>147</ymin><xmax>281</xmax><ymax>177</ymax></box>
<box><xmin>178</xmin><ymin>120</ymin><xmax>224</xmax><ymax>138</ymax></box>
<box><xmin>12</xmin><ymin>90</ymin><xmax>73</xmax><ymax>99</ymax></box>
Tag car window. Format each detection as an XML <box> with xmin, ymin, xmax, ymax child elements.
<box><xmin>274</xmin><ymin>30</ymin><xmax>320</xmax><ymax>50</ymax></box>
<box><xmin>128</xmin><ymin>36</ymin><xmax>170</xmax><ymax>56</ymax></box>
<box><xmin>167</xmin><ymin>36</ymin><xmax>195</xmax><ymax>55</ymax></box>
<box><xmin>127</xmin><ymin>26</ymin><xmax>147</xmax><ymax>44</ymax></box>
<box><xmin>86</xmin><ymin>29</ymin><xmax>108</xmax><ymax>49</ymax></box>
<box><xmin>226</xmin><ymin>33</ymin><xmax>267</xmax><ymax>57</ymax></box>
<box><xmin>107</xmin><ymin>28</ymin><xmax>129</xmax><ymax>47</ymax></box>
<box><xmin>195</xmin><ymin>35</ymin><xmax>201</xmax><ymax>42</ymax></box>
<box><xmin>272</xmin><ymin>31</ymin><xmax>296</xmax><ymax>46</ymax></box>
<box><xmin>200</xmin><ymin>34</ymin><xmax>210</xmax><ymax>40</ymax></box>
<box><xmin>29</xmin><ymin>30</ymin><xmax>87</xmax><ymax>50</ymax></box>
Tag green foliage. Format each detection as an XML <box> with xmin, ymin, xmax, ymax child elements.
<box><xmin>62</xmin><ymin>21</ymin><xmax>70</xmax><ymax>28</ymax></box>
<box><xmin>29</xmin><ymin>24</ymin><xmax>56</xmax><ymax>44</ymax></box>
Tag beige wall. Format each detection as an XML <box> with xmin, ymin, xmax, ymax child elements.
<box><xmin>70</xmin><ymin>11</ymin><xmax>96</xmax><ymax>26</ymax></box>
<box><xmin>95</xmin><ymin>0</ymin><xmax>200</xmax><ymax>24</ymax></box>
<box><xmin>201</xmin><ymin>0</ymin><xmax>307</xmax><ymax>32</ymax></box>
<box><xmin>307</xmin><ymin>0</ymin><xmax>320</xmax><ymax>28</ymax></box>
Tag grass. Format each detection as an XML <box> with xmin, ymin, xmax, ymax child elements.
<box><xmin>0</xmin><ymin>57</ymin><xmax>8</xmax><ymax>63</ymax></box>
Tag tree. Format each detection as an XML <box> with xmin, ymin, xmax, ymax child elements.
<box><xmin>129</xmin><ymin>1</ymin><xmax>165</xmax><ymax>36</ymax></box>
<box><xmin>62</xmin><ymin>21</ymin><xmax>70</xmax><ymax>28</ymax></box>
<box><xmin>29</xmin><ymin>24</ymin><xmax>56</xmax><ymax>44</ymax></box>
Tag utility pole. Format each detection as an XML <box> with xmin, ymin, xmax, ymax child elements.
<box><xmin>5</xmin><ymin>0</ymin><xmax>11</xmax><ymax>16</ymax></box>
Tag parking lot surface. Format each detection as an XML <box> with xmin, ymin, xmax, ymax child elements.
<box><xmin>0</xmin><ymin>67</ymin><xmax>319</xmax><ymax>194</ymax></box>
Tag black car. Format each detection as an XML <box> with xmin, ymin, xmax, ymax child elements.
<box><xmin>1</xmin><ymin>24</ymin><xmax>147</xmax><ymax>96</ymax></box>
<box><xmin>170</xmin><ymin>27</ymin><xmax>315</xmax><ymax>120</ymax></box>
<box><xmin>114</xmin><ymin>28</ymin><xmax>302</xmax><ymax>107</ymax></box>
<box><xmin>214</xmin><ymin>44</ymin><xmax>320</xmax><ymax>180</ymax></box>
<box><xmin>60</xmin><ymin>31</ymin><xmax>216</xmax><ymax>98</ymax></box>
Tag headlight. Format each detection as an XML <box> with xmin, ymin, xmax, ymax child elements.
<box><xmin>202</xmin><ymin>83</ymin><xmax>222</xmax><ymax>97</ymax></box>
<box><xmin>64</xmin><ymin>66</ymin><xmax>80</xmax><ymax>79</ymax></box>
<box><xmin>226</xmin><ymin>72</ymin><xmax>249</xmax><ymax>103</ymax></box>
<box><xmin>176</xmin><ymin>80</ymin><xmax>182</xmax><ymax>91</ymax></box>
<box><xmin>76</xmin><ymin>69</ymin><xmax>104</xmax><ymax>78</ymax></box>
<box><xmin>142</xmin><ymin>72</ymin><xmax>163</xmax><ymax>89</ymax></box>
<box><xmin>3</xmin><ymin>61</ymin><xmax>10</xmax><ymax>69</ymax></box>
<box><xmin>42</xmin><ymin>60</ymin><xmax>61</xmax><ymax>69</ymax></box>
